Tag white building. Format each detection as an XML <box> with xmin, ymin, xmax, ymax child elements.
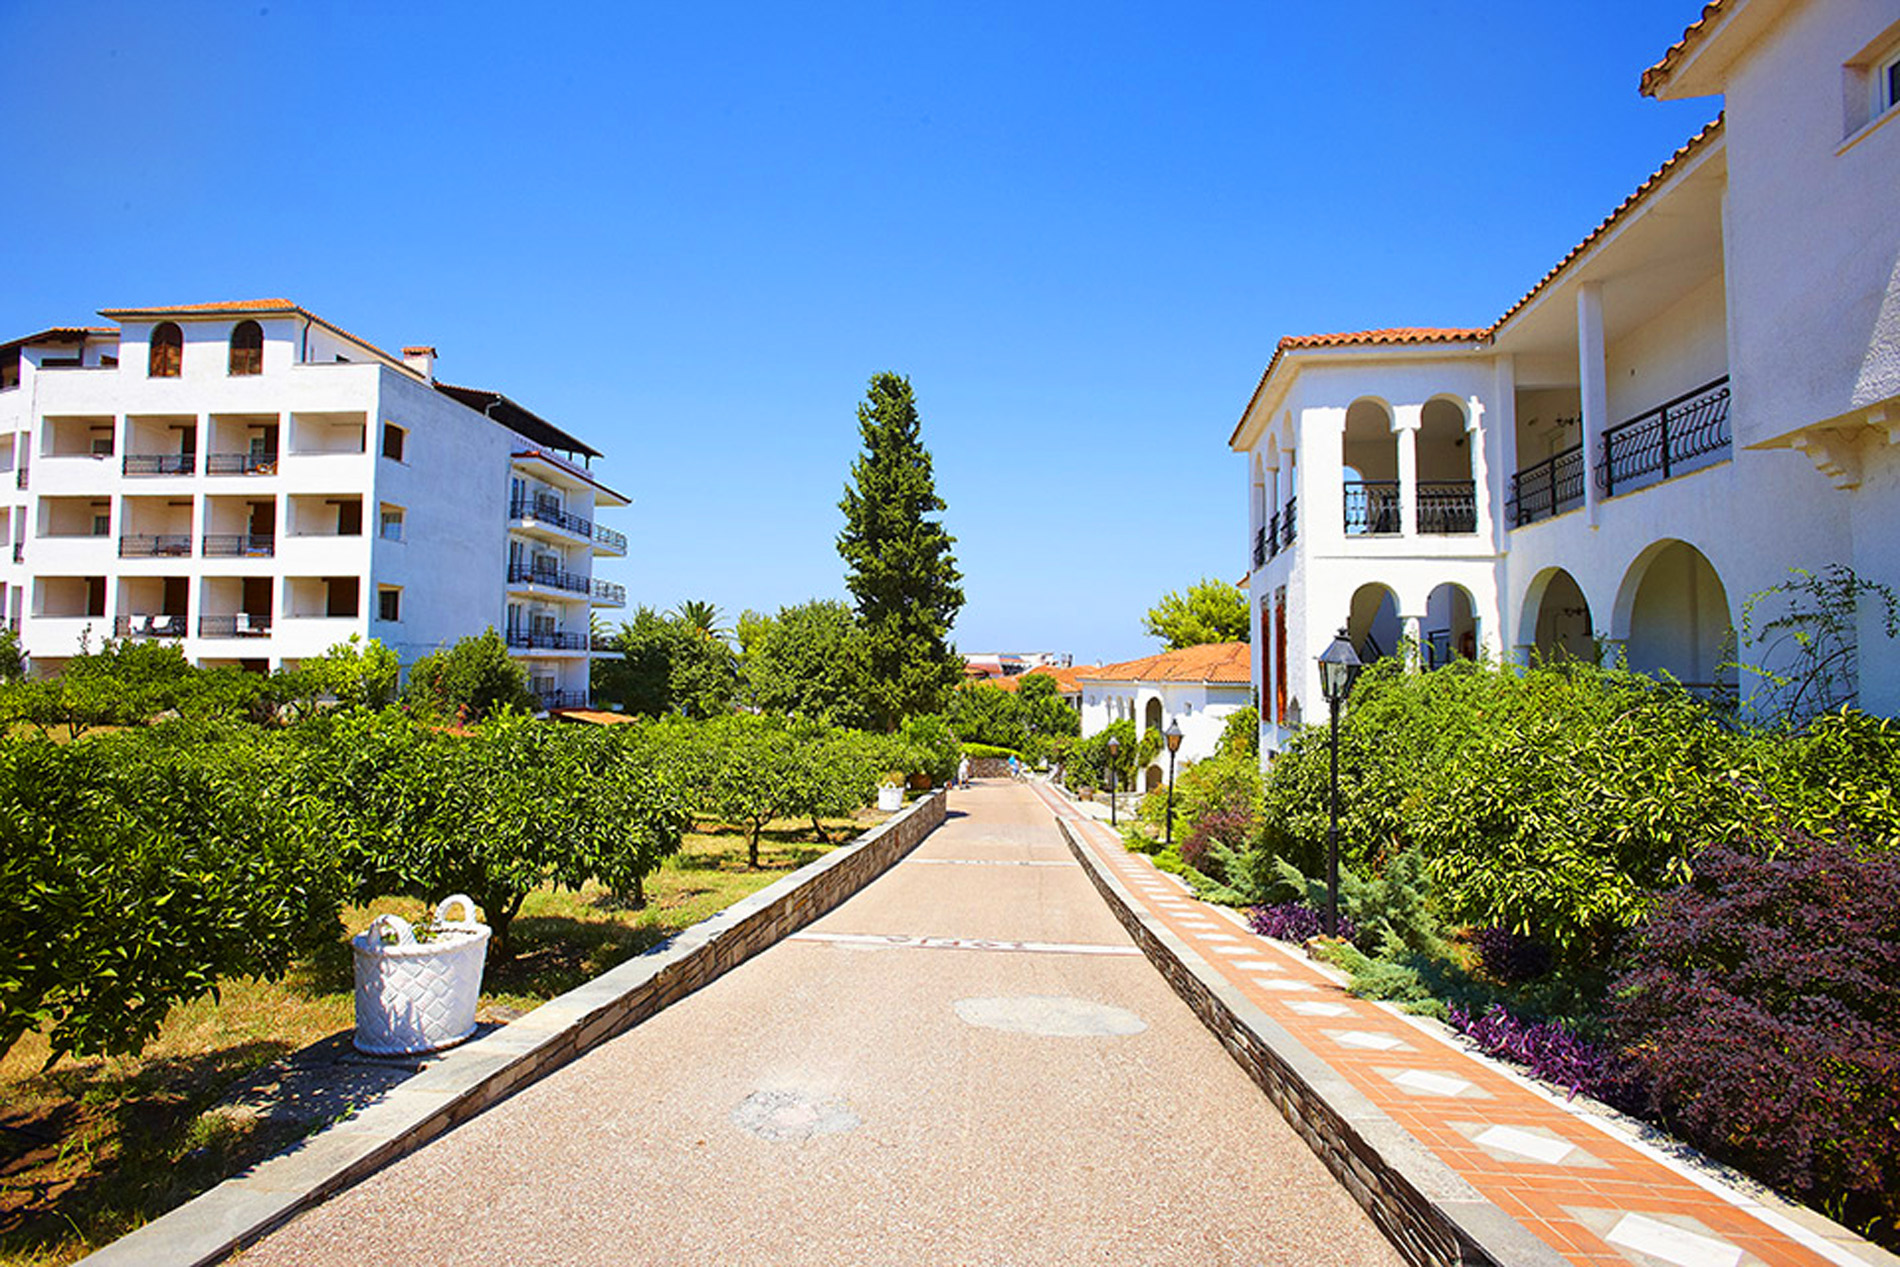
<box><xmin>1233</xmin><ymin>0</ymin><xmax>1900</xmax><ymax>755</ymax></box>
<box><xmin>1078</xmin><ymin>642</ymin><xmax>1252</xmax><ymax>789</ymax></box>
<box><xmin>0</xmin><ymin>299</ymin><xmax>628</xmax><ymax>708</ymax></box>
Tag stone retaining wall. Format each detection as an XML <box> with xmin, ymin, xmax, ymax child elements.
<box><xmin>1055</xmin><ymin>815</ymin><xmax>1566</xmax><ymax>1267</ymax></box>
<box><xmin>84</xmin><ymin>792</ymin><xmax>947</xmax><ymax>1267</ymax></box>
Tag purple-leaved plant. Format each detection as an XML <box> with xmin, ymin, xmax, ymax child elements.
<box><xmin>1470</xmin><ymin>925</ymin><xmax>1553</xmax><ymax>983</ymax></box>
<box><xmin>1247</xmin><ymin>902</ymin><xmax>1357</xmax><ymax>944</ymax></box>
<box><xmin>1447</xmin><ymin>1003</ymin><xmax>1643</xmax><ymax>1108</ymax></box>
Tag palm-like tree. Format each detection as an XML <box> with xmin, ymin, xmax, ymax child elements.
<box><xmin>670</xmin><ymin>600</ymin><xmax>729</xmax><ymax>642</ymax></box>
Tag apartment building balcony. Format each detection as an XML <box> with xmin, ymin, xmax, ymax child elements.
<box><xmin>1253</xmin><ymin>498</ymin><xmax>1299</xmax><ymax>566</ymax></box>
<box><xmin>593</xmin><ymin>522</ymin><xmax>627</xmax><ymax>556</ymax></box>
<box><xmin>9</xmin><ymin>543</ymin><xmax>20</xmax><ymax>565</ymax></box>
<box><xmin>114</xmin><ymin>613</ymin><xmax>188</xmax><ymax>639</ymax></box>
<box><xmin>509</xmin><ymin>497</ymin><xmax>593</xmax><ymax>544</ymax></box>
<box><xmin>201</xmin><ymin>533</ymin><xmax>275</xmax><ymax>557</ymax></box>
<box><xmin>1417</xmin><ymin>481</ymin><xmax>1477</xmax><ymax>534</ymax></box>
<box><xmin>119</xmin><ymin>533</ymin><xmax>193</xmax><ymax>558</ymax></box>
<box><xmin>206</xmin><ymin>414</ymin><xmax>280</xmax><ymax>476</ymax></box>
<box><xmin>206</xmin><ymin>452</ymin><xmax>279</xmax><ymax>475</ymax></box>
<box><xmin>14</xmin><ymin>464</ymin><xmax>25</xmax><ymax>490</ymax></box>
<box><xmin>198</xmin><ymin>613</ymin><xmax>273</xmax><ymax>638</ymax></box>
<box><xmin>592</xmin><ymin>577</ymin><xmax>626</xmax><ymax>607</ymax></box>
<box><xmin>124</xmin><ymin>415</ymin><xmax>198</xmax><ymax>478</ymax></box>
<box><xmin>506</xmin><ymin>561</ymin><xmax>592</xmax><ymax>597</ymax></box>
<box><xmin>123</xmin><ymin>453</ymin><xmax>196</xmax><ymax>477</ymax></box>
<box><xmin>1343</xmin><ymin>481</ymin><xmax>1402</xmax><ymax>536</ymax></box>
<box><xmin>1506</xmin><ymin>445</ymin><xmax>1585</xmax><ymax>526</ymax></box>
<box><xmin>534</xmin><ymin>687</ymin><xmax>586</xmax><ymax>711</ymax></box>
<box><xmin>506</xmin><ymin>627</ymin><xmax>589</xmax><ymax>653</ymax></box>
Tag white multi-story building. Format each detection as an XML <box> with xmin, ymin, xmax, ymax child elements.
<box><xmin>0</xmin><ymin>299</ymin><xmax>627</xmax><ymax>709</ymax></box>
<box><xmin>1232</xmin><ymin>0</ymin><xmax>1900</xmax><ymax>755</ymax></box>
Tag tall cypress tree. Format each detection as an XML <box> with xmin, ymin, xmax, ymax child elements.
<box><xmin>837</xmin><ymin>372</ymin><xmax>965</xmax><ymax>730</ymax></box>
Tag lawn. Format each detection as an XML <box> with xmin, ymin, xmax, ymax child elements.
<box><xmin>0</xmin><ymin>815</ymin><xmax>868</xmax><ymax>1266</ymax></box>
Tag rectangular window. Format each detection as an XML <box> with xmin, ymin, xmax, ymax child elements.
<box><xmin>381</xmin><ymin>423</ymin><xmax>406</xmax><ymax>461</ymax></box>
<box><xmin>378</xmin><ymin>587</ymin><xmax>401</xmax><ymax>622</ymax></box>
<box><xmin>380</xmin><ymin>505</ymin><xmax>404</xmax><ymax>541</ymax></box>
<box><xmin>1885</xmin><ymin>52</ymin><xmax>1900</xmax><ymax>115</ymax></box>
<box><xmin>91</xmin><ymin>512</ymin><xmax>110</xmax><ymax>537</ymax></box>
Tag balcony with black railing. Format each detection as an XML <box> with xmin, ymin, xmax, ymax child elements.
<box><xmin>1417</xmin><ymin>480</ymin><xmax>1477</xmax><ymax>534</ymax></box>
<box><xmin>1508</xmin><ymin>444</ymin><xmax>1585</xmax><ymax>527</ymax></box>
<box><xmin>1343</xmin><ymin>481</ymin><xmax>1401</xmax><ymax>535</ymax></box>
<box><xmin>10</xmin><ymin>543</ymin><xmax>21</xmax><ymax>564</ymax></box>
<box><xmin>206</xmin><ymin>452</ymin><xmax>279</xmax><ymax>475</ymax></box>
<box><xmin>591</xmin><ymin>632</ymin><xmax>620</xmax><ymax>653</ymax></box>
<box><xmin>1252</xmin><ymin>525</ymin><xmax>1268</xmax><ymax>569</ymax></box>
<box><xmin>123</xmin><ymin>453</ymin><xmax>196</xmax><ymax>477</ymax></box>
<box><xmin>114</xmin><ymin>614</ymin><xmax>187</xmax><ymax>638</ymax></box>
<box><xmin>506</xmin><ymin>628</ymin><xmax>589</xmax><ymax>652</ymax></box>
<box><xmin>202</xmin><ymin>533</ymin><xmax>276</xmax><ymax>557</ymax></box>
<box><xmin>535</xmin><ymin>688</ymin><xmax>585</xmax><ymax>711</ymax></box>
<box><xmin>119</xmin><ymin>533</ymin><xmax>193</xmax><ymax>558</ymax></box>
<box><xmin>199</xmin><ymin>613</ymin><xmax>273</xmax><ymax>638</ymax></box>
<box><xmin>509</xmin><ymin>498</ymin><xmax>593</xmax><ymax>540</ymax></box>
<box><xmin>1282</xmin><ymin>496</ymin><xmax>1297</xmax><ymax>546</ymax></box>
<box><xmin>593</xmin><ymin>577</ymin><xmax>626</xmax><ymax>606</ymax></box>
<box><xmin>1597</xmin><ymin>376</ymin><xmax>1730</xmax><ymax>498</ymax></box>
<box><xmin>14</xmin><ymin>465</ymin><xmax>26</xmax><ymax>490</ymax></box>
<box><xmin>506</xmin><ymin>562</ymin><xmax>593</xmax><ymax>596</ymax></box>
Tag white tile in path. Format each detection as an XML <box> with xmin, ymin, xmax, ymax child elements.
<box><xmin>1472</xmin><ymin>1125</ymin><xmax>1577</xmax><ymax>1166</ymax></box>
<box><xmin>1605</xmin><ymin>1213</ymin><xmax>1744</xmax><ymax>1267</ymax></box>
<box><xmin>1284</xmin><ymin>1000</ymin><xmax>1352</xmax><ymax>1017</ymax></box>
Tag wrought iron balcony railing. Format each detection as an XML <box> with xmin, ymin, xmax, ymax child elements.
<box><xmin>506</xmin><ymin>562</ymin><xmax>592</xmax><ymax>595</ymax></box>
<box><xmin>1597</xmin><ymin>376</ymin><xmax>1730</xmax><ymax>497</ymax></box>
<box><xmin>119</xmin><ymin>533</ymin><xmax>193</xmax><ymax>557</ymax></box>
<box><xmin>1252</xmin><ymin>525</ymin><xmax>1267</xmax><ymax>569</ymax></box>
<box><xmin>1507</xmin><ymin>444</ymin><xmax>1585</xmax><ymax>527</ymax></box>
<box><xmin>123</xmin><ymin>454</ymin><xmax>196</xmax><ymax>476</ymax></box>
<box><xmin>202</xmin><ymin>533</ymin><xmax>276</xmax><ymax>557</ymax></box>
<box><xmin>206</xmin><ymin>452</ymin><xmax>278</xmax><ymax>475</ymax></box>
<box><xmin>1343</xmin><ymin>481</ymin><xmax>1401</xmax><ymax>535</ymax></box>
<box><xmin>594</xmin><ymin>522</ymin><xmax>627</xmax><ymax>553</ymax></box>
<box><xmin>1417</xmin><ymin>480</ymin><xmax>1477</xmax><ymax>534</ymax></box>
<box><xmin>10</xmin><ymin>542</ymin><xmax>21</xmax><ymax>564</ymax></box>
<box><xmin>509</xmin><ymin>498</ymin><xmax>593</xmax><ymax>539</ymax></box>
<box><xmin>591</xmin><ymin>632</ymin><xmax>619</xmax><ymax>652</ymax></box>
<box><xmin>14</xmin><ymin>465</ymin><xmax>26</xmax><ymax>490</ymax></box>
<box><xmin>114</xmin><ymin>614</ymin><xmax>187</xmax><ymax>638</ymax></box>
<box><xmin>199</xmin><ymin>613</ymin><xmax>273</xmax><ymax>638</ymax></box>
<box><xmin>1282</xmin><ymin>496</ymin><xmax>1297</xmax><ymax>546</ymax></box>
<box><xmin>535</xmin><ymin>688</ymin><xmax>585</xmax><ymax>711</ymax></box>
<box><xmin>593</xmin><ymin>578</ymin><xmax>627</xmax><ymax>605</ymax></box>
<box><xmin>506</xmin><ymin>628</ymin><xmax>589</xmax><ymax>651</ymax></box>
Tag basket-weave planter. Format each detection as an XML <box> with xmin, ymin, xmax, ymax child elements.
<box><xmin>352</xmin><ymin>894</ymin><xmax>491</xmax><ymax>1056</ymax></box>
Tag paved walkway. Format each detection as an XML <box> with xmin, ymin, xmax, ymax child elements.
<box><xmin>242</xmin><ymin>782</ymin><xmax>1402</xmax><ymax>1266</ymax></box>
<box><xmin>1031</xmin><ymin>781</ymin><xmax>1892</xmax><ymax>1267</ymax></box>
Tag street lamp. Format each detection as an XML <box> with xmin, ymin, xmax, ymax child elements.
<box><xmin>1106</xmin><ymin>734</ymin><xmax>1121</xmax><ymax>827</ymax></box>
<box><xmin>1162</xmin><ymin>720</ymin><xmax>1185</xmax><ymax>849</ymax></box>
<box><xmin>1317</xmin><ymin>627</ymin><xmax>1362</xmax><ymax>938</ymax></box>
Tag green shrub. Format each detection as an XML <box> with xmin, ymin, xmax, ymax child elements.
<box><xmin>404</xmin><ymin>628</ymin><xmax>537</xmax><ymax>721</ymax></box>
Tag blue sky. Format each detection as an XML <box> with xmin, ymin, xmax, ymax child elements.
<box><xmin>0</xmin><ymin>3</ymin><xmax>1720</xmax><ymax>666</ymax></box>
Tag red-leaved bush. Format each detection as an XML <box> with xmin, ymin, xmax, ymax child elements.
<box><xmin>1609</xmin><ymin>839</ymin><xmax>1900</xmax><ymax>1233</ymax></box>
<box><xmin>1181</xmin><ymin>807</ymin><xmax>1251</xmax><ymax>883</ymax></box>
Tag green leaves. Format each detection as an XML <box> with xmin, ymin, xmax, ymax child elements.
<box><xmin>403</xmin><ymin>628</ymin><xmax>536</xmax><ymax>722</ymax></box>
<box><xmin>1141</xmin><ymin>578</ymin><xmax>1250</xmax><ymax>649</ymax></box>
<box><xmin>837</xmin><ymin>373</ymin><xmax>965</xmax><ymax>729</ymax></box>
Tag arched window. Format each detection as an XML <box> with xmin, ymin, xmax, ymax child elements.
<box><xmin>149</xmin><ymin>322</ymin><xmax>183</xmax><ymax>378</ymax></box>
<box><xmin>228</xmin><ymin>320</ymin><xmax>263</xmax><ymax>376</ymax></box>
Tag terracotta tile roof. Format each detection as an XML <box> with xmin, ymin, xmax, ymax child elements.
<box><xmin>990</xmin><ymin>664</ymin><xmax>1091</xmax><ymax>695</ymax></box>
<box><xmin>1230</xmin><ymin>329</ymin><xmax>1488</xmax><ymax>447</ymax></box>
<box><xmin>1079</xmin><ymin>641</ymin><xmax>1251</xmax><ymax>686</ymax></box>
<box><xmin>1641</xmin><ymin>1</ymin><xmax>1729</xmax><ymax>97</ymax></box>
<box><xmin>0</xmin><ymin>326</ymin><xmax>117</xmax><ymax>352</ymax></box>
<box><xmin>549</xmin><ymin>709</ymin><xmax>638</xmax><ymax>725</ymax></box>
<box><xmin>1492</xmin><ymin>115</ymin><xmax>1724</xmax><ymax>332</ymax></box>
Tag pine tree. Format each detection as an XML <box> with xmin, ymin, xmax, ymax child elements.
<box><xmin>837</xmin><ymin>373</ymin><xmax>965</xmax><ymax>730</ymax></box>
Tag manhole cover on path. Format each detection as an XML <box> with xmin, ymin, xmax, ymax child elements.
<box><xmin>730</xmin><ymin>1090</ymin><xmax>862</xmax><ymax>1143</ymax></box>
<box><xmin>953</xmin><ymin>995</ymin><xmax>1148</xmax><ymax>1038</ymax></box>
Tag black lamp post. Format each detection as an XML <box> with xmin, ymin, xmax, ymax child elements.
<box><xmin>1317</xmin><ymin>627</ymin><xmax>1362</xmax><ymax>938</ymax></box>
<box><xmin>1162</xmin><ymin>720</ymin><xmax>1184</xmax><ymax>849</ymax></box>
<box><xmin>1106</xmin><ymin>734</ymin><xmax>1121</xmax><ymax>827</ymax></box>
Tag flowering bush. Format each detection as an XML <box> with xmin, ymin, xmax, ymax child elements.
<box><xmin>1609</xmin><ymin>839</ymin><xmax>1900</xmax><ymax>1236</ymax></box>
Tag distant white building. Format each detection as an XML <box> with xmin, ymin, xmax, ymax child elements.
<box><xmin>0</xmin><ymin>299</ymin><xmax>628</xmax><ymax>709</ymax></box>
<box><xmin>1078</xmin><ymin>642</ymin><xmax>1251</xmax><ymax>789</ymax></box>
<box><xmin>1232</xmin><ymin>0</ymin><xmax>1900</xmax><ymax>756</ymax></box>
<box><xmin>963</xmin><ymin>650</ymin><xmax>1072</xmax><ymax>680</ymax></box>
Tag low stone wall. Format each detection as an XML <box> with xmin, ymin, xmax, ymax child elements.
<box><xmin>1055</xmin><ymin>815</ymin><xmax>1566</xmax><ymax>1267</ymax></box>
<box><xmin>966</xmin><ymin>756</ymin><xmax>1014</xmax><ymax>778</ymax></box>
<box><xmin>85</xmin><ymin>792</ymin><xmax>947</xmax><ymax>1267</ymax></box>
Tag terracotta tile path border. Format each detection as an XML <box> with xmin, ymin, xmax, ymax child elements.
<box><xmin>1030</xmin><ymin>781</ymin><xmax>1898</xmax><ymax>1267</ymax></box>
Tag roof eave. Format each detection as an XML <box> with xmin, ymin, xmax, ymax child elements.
<box><xmin>1229</xmin><ymin>337</ymin><xmax>1491</xmax><ymax>451</ymax></box>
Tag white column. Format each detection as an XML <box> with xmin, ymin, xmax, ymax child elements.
<box><xmin>1302</xmin><ymin>406</ymin><xmax>1346</xmax><ymax>549</ymax></box>
<box><xmin>1394</xmin><ymin>404</ymin><xmax>1421</xmax><ymax>537</ymax></box>
<box><xmin>1466</xmin><ymin>396</ymin><xmax>1492</xmax><ymax>541</ymax></box>
<box><xmin>1578</xmin><ymin>282</ymin><xmax>1608</xmax><ymax>525</ymax></box>
<box><xmin>1400</xmin><ymin>612</ymin><xmax>1425</xmax><ymax>670</ymax></box>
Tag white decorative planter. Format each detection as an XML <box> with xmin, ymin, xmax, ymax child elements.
<box><xmin>352</xmin><ymin>894</ymin><xmax>491</xmax><ymax>1056</ymax></box>
<box><xmin>876</xmin><ymin>784</ymin><xmax>904</xmax><ymax>812</ymax></box>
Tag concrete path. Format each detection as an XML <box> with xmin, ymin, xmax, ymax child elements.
<box><xmin>241</xmin><ymin>781</ymin><xmax>1402</xmax><ymax>1266</ymax></box>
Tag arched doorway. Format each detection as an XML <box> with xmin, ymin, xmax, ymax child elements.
<box><xmin>1522</xmin><ymin>568</ymin><xmax>1594</xmax><ymax>663</ymax></box>
<box><xmin>1343</xmin><ymin>399</ymin><xmax>1399</xmax><ymax>535</ymax></box>
<box><xmin>1423</xmin><ymin>583</ymin><xmax>1477</xmax><ymax>668</ymax></box>
<box><xmin>1347</xmin><ymin>583</ymin><xmax>1402</xmax><ymax>663</ymax></box>
<box><xmin>1622</xmin><ymin>540</ymin><xmax>1732</xmax><ymax>695</ymax></box>
<box><xmin>1144</xmin><ymin>697</ymin><xmax>1163</xmax><ymax>735</ymax></box>
<box><xmin>1144</xmin><ymin>766</ymin><xmax>1163</xmax><ymax>792</ymax></box>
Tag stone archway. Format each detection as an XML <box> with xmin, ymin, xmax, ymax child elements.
<box><xmin>1621</xmin><ymin>540</ymin><xmax>1733</xmax><ymax>694</ymax></box>
<box><xmin>1520</xmin><ymin>567</ymin><xmax>1594</xmax><ymax>663</ymax></box>
<box><xmin>1347</xmin><ymin>582</ymin><xmax>1402</xmax><ymax>662</ymax></box>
